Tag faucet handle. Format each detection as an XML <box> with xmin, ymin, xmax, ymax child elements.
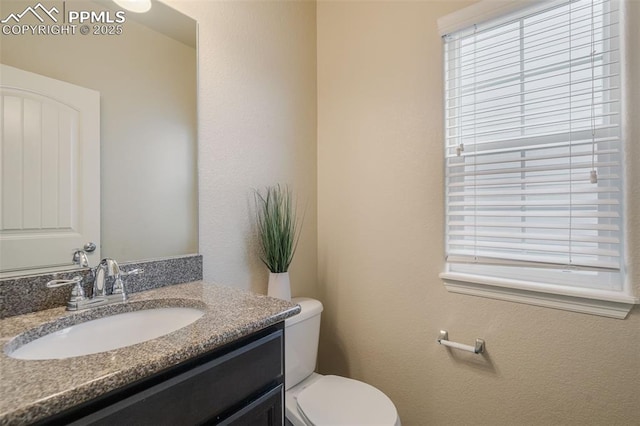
<box><xmin>111</xmin><ymin>277</ymin><xmax>126</xmax><ymax>296</ymax></box>
<box><xmin>122</xmin><ymin>268</ymin><xmax>144</xmax><ymax>277</ymax></box>
<box><xmin>110</xmin><ymin>268</ymin><xmax>143</xmax><ymax>298</ymax></box>
<box><xmin>46</xmin><ymin>276</ymin><xmax>83</xmax><ymax>288</ymax></box>
<box><xmin>46</xmin><ymin>276</ymin><xmax>87</xmax><ymax>304</ymax></box>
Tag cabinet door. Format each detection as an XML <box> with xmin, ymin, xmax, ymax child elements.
<box><xmin>217</xmin><ymin>385</ymin><xmax>283</xmax><ymax>426</ymax></box>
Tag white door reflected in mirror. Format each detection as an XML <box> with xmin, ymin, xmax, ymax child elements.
<box><xmin>0</xmin><ymin>64</ymin><xmax>100</xmax><ymax>274</ymax></box>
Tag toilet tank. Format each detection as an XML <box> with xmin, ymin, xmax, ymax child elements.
<box><xmin>284</xmin><ymin>297</ymin><xmax>323</xmax><ymax>390</ymax></box>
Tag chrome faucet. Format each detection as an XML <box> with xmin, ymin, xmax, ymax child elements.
<box><xmin>47</xmin><ymin>254</ymin><xmax>144</xmax><ymax>311</ymax></box>
<box><xmin>94</xmin><ymin>258</ymin><xmax>122</xmax><ymax>298</ymax></box>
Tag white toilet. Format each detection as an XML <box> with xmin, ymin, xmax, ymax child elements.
<box><xmin>285</xmin><ymin>297</ymin><xmax>401</xmax><ymax>426</ymax></box>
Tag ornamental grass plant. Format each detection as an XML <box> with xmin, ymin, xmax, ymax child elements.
<box><xmin>254</xmin><ymin>185</ymin><xmax>302</xmax><ymax>273</ymax></box>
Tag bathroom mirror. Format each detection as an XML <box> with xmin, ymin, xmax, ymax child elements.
<box><xmin>0</xmin><ymin>0</ymin><xmax>198</xmax><ymax>275</ymax></box>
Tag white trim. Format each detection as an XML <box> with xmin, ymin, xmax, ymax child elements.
<box><xmin>619</xmin><ymin>0</ymin><xmax>635</xmax><ymax>299</ymax></box>
<box><xmin>440</xmin><ymin>272</ymin><xmax>636</xmax><ymax>319</ymax></box>
<box><xmin>438</xmin><ymin>0</ymin><xmax>566</xmax><ymax>37</ymax></box>
<box><xmin>437</xmin><ymin>1</ymin><xmax>539</xmax><ymax>36</ymax></box>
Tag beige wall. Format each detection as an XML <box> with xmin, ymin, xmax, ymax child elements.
<box><xmin>1</xmin><ymin>0</ymin><xmax>198</xmax><ymax>264</ymax></box>
<box><xmin>169</xmin><ymin>0</ymin><xmax>318</xmax><ymax>297</ymax></box>
<box><xmin>317</xmin><ymin>1</ymin><xmax>640</xmax><ymax>425</ymax></box>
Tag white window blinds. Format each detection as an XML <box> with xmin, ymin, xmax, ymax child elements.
<box><xmin>443</xmin><ymin>0</ymin><xmax>624</xmax><ymax>293</ymax></box>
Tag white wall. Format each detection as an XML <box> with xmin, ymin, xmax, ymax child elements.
<box><xmin>169</xmin><ymin>0</ymin><xmax>318</xmax><ymax>297</ymax></box>
<box><xmin>317</xmin><ymin>1</ymin><xmax>640</xmax><ymax>425</ymax></box>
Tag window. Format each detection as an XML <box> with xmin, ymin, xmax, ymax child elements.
<box><xmin>439</xmin><ymin>0</ymin><xmax>636</xmax><ymax>318</ymax></box>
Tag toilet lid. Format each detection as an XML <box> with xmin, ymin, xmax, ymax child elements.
<box><xmin>296</xmin><ymin>375</ymin><xmax>398</xmax><ymax>426</ymax></box>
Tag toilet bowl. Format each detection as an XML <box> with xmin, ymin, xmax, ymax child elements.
<box><xmin>285</xmin><ymin>298</ymin><xmax>401</xmax><ymax>426</ymax></box>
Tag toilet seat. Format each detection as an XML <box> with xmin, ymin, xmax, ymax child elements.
<box><xmin>296</xmin><ymin>375</ymin><xmax>398</xmax><ymax>426</ymax></box>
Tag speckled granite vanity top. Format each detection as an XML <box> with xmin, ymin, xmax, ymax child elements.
<box><xmin>0</xmin><ymin>281</ymin><xmax>300</xmax><ymax>425</ymax></box>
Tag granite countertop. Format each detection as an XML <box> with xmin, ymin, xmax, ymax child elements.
<box><xmin>0</xmin><ymin>281</ymin><xmax>300</xmax><ymax>425</ymax></box>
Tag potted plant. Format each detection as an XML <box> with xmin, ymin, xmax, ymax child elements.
<box><xmin>254</xmin><ymin>184</ymin><xmax>302</xmax><ymax>300</ymax></box>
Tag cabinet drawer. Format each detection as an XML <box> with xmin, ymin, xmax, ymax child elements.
<box><xmin>70</xmin><ymin>329</ymin><xmax>283</xmax><ymax>426</ymax></box>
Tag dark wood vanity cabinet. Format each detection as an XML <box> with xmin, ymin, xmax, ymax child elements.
<box><xmin>41</xmin><ymin>323</ymin><xmax>284</xmax><ymax>426</ymax></box>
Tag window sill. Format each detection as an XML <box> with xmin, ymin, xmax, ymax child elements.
<box><xmin>440</xmin><ymin>272</ymin><xmax>638</xmax><ymax>319</ymax></box>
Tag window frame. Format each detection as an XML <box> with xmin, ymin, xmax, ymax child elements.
<box><xmin>438</xmin><ymin>0</ymin><xmax>638</xmax><ymax>319</ymax></box>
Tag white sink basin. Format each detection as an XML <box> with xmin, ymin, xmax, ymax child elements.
<box><xmin>8</xmin><ymin>307</ymin><xmax>204</xmax><ymax>360</ymax></box>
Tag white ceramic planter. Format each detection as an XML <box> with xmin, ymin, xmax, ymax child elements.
<box><xmin>267</xmin><ymin>272</ymin><xmax>291</xmax><ymax>301</ymax></box>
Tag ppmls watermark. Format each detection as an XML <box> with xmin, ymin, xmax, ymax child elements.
<box><xmin>1</xmin><ymin>2</ymin><xmax>126</xmax><ymax>36</ymax></box>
